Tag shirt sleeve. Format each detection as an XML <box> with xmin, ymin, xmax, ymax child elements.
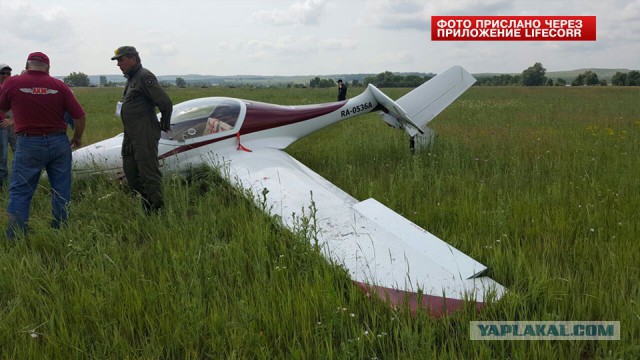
<box><xmin>62</xmin><ymin>85</ymin><xmax>86</xmax><ymax>119</ymax></box>
<box><xmin>141</xmin><ymin>72</ymin><xmax>173</xmax><ymax>126</ymax></box>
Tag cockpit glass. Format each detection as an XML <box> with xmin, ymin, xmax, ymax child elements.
<box><xmin>160</xmin><ymin>98</ymin><xmax>241</xmax><ymax>141</ymax></box>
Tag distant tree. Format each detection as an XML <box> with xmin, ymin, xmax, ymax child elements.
<box><xmin>572</xmin><ymin>70</ymin><xmax>599</xmax><ymax>86</ymax></box>
<box><xmin>64</xmin><ymin>72</ymin><xmax>90</xmax><ymax>87</ymax></box>
<box><xmin>599</xmin><ymin>79</ymin><xmax>607</xmax><ymax>86</ymax></box>
<box><xmin>175</xmin><ymin>77</ymin><xmax>187</xmax><ymax>87</ymax></box>
<box><xmin>583</xmin><ymin>71</ymin><xmax>599</xmax><ymax>85</ymax></box>
<box><xmin>556</xmin><ymin>78</ymin><xmax>567</xmax><ymax>86</ymax></box>
<box><xmin>319</xmin><ymin>78</ymin><xmax>335</xmax><ymax>88</ymax></box>
<box><xmin>365</xmin><ymin>71</ymin><xmax>397</xmax><ymax>87</ymax></box>
<box><xmin>572</xmin><ymin>73</ymin><xmax>585</xmax><ymax>86</ymax></box>
<box><xmin>546</xmin><ymin>78</ymin><xmax>554</xmax><ymax>86</ymax></box>
<box><xmin>351</xmin><ymin>79</ymin><xmax>361</xmax><ymax>87</ymax></box>
<box><xmin>363</xmin><ymin>71</ymin><xmax>432</xmax><ymax>87</ymax></box>
<box><xmin>521</xmin><ymin>62</ymin><xmax>546</xmax><ymax>86</ymax></box>
<box><xmin>625</xmin><ymin>71</ymin><xmax>640</xmax><ymax>86</ymax></box>
<box><xmin>401</xmin><ymin>75</ymin><xmax>419</xmax><ymax>87</ymax></box>
<box><xmin>309</xmin><ymin>77</ymin><xmax>335</xmax><ymax>88</ymax></box>
<box><xmin>475</xmin><ymin>74</ymin><xmax>520</xmax><ymax>86</ymax></box>
<box><xmin>99</xmin><ymin>75</ymin><xmax>107</xmax><ymax>86</ymax></box>
<box><xmin>611</xmin><ymin>72</ymin><xmax>627</xmax><ymax>86</ymax></box>
<box><xmin>309</xmin><ymin>76</ymin><xmax>321</xmax><ymax>88</ymax></box>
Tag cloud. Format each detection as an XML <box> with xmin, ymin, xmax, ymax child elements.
<box><xmin>0</xmin><ymin>0</ymin><xmax>73</xmax><ymax>44</ymax></box>
<box><xmin>217</xmin><ymin>41</ymin><xmax>240</xmax><ymax>52</ymax></box>
<box><xmin>150</xmin><ymin>44</ymin><xmax>179</xmax><ymax>57</ymax></box>
<box><xmin>243</xmin><ymin>35</ymin><xmax>355</xmax><ymax>67</ymax></box>
<box><xmin>246</xmin><ymin>35</ymin><xmax>354</xmax><ymax>56</ymax></box>
<box><xmin>365</xmin><ymin>0</ymin><xmax>515</xmax><ymax>31</ymax></box>
<box><xmin>371</xmin><ymin>51</ymin><xmax>415</xmax><ymax>66</ymax></box>
<box><xmin>431</xmin><ymin>0</ymin><xmax>513</xmax><ymax>16</ymax></box>
<box><xmin>251</xmin><ymin>0</ymin><xmax>328</xmax><ymax>26</ymax></box>
<box><xmin>597</xmin><ymin>1</ymin><xmax>640</xmax><ymax>42</ymax></box>
<box><xmin>317</xmin><ymin>38</ymin><xmax>356</xmax><ymax>50</ymax></box>
<box><xmin>365</xmin><ymin>1</ymin><xmax>428</xmax><ymax>31</ymax></box>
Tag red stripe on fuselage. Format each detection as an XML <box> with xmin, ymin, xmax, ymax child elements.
<box><xmin>159</xmin><ymin>100</ymin><xmax>346</xmax><ymax>159</ymax></box>
<box><xmin>241</xmin><ymin>100</ymin><xmax>345</xmax><ymax>133</ymax></box>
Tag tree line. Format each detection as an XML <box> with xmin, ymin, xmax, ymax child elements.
<box><xmin>304</xmin><ymin>72</ymin><xmax>436</xmax><ymax>89</ymax></box>
<box><xmin>611</xmin><ymin>71</ymin><xmax>640</xmax><ymax>86</ymax></box>
<box><xmin>476</xmin><ymin>63</ymin><xmax>640</xmax><ymax>87</ymax></box>
<box><xmin>363</xmin><ymin>71</ymin><xmax>434</xmax><ymax>88</ymax></box>
<box><xmin>60</xmin><ymin>66</ymin><xmax>640</xmax><ymax>88</ymax></box>
<box><xmin>62</xmin><ymin>73</ymin><xmax>119</xmax><ymax>87</ymax></box>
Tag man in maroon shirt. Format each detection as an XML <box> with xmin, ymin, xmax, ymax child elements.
<box><xmin>0</xmin><ymin>52</ymin><xmax>86</xmax><ymax>240</ymax></box>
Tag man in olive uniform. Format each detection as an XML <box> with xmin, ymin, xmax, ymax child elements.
<box><xmin>111</xmin><ymin>46</ymin><xmax>172</xmax><ymax>213</ymax></box>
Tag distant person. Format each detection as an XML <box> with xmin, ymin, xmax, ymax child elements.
<box><xmin>0</xmin><ymin>63</ymin><xmax>16</xmax><ymax>188</ymax></box>
<box><xmin>111</xmin><ymin>46</ymin><xmax>173</xmax><ymax>213</ymax></box>
<box><xmin>0</xmin><ymin>52</ymin><xmax>86</xmax><ymax>240</ymax></box>
<box><xmin>337</xmin><ymin>79</ymin><xmax>347</xmax><ymax>101</ymax></box>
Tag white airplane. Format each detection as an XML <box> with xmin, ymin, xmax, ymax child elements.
<box><xmin>73</xmin><ymin>66</ymin><xmax>505</xmax><ymax>316</ymax></box>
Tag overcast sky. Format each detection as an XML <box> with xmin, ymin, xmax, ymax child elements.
<box><xmin>1</xmin><ymin>0</ymin><xmax>638</xmax><ymax>77</ymax></box>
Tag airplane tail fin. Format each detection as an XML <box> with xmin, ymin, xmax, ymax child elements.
<box><xmin>368</xmin><ymin>66</ymin><xmax>476</xmax><ymax>138</ymax></box>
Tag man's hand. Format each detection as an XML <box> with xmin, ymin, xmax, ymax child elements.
<box><xmin>0</xmin><ymin>118</ymin><xmax>13</xmax><ymax>128</ymax></box>
<box><xmin>160</xmin><ymin>120</ymin><xmax>171</xmax><ymax>132</ymax></box>
<box><xmin>71</xmin><ymin>136</ymin><xmax>82</xmax><ymax>149</ymax></box>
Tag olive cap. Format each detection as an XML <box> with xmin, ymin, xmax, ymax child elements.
<box><xmin>111</xmin><ymin>46</ymin><xmax>138</xmax><ymax>60</ymax></box>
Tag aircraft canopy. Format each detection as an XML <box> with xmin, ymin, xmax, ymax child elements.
<box><xmin>161</xmin><ymin>97</ymin><xmax>243</xmax><ymax>141</ymax></box>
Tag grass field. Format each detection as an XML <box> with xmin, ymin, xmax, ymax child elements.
<box><xmin>1</xmin><ymin>85</ymin><xmax>639</xmax><ymax>358</ymax></box>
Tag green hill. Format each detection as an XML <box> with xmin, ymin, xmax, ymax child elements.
<box><xmin>546</xmin><ymin>68</ymin><xmax>633</xmax><ymax>83</ymax></box>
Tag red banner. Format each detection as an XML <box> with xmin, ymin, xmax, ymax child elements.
<box><xmin>431</xmin><ymin>16</ymin><xmax>596</xmax><ymax>41</ymax></box>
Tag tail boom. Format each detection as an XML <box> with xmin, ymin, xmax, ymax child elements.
<box><xmin>368</xmin><ymin>66</ymin><xmax>476</xmax><ymax>137</ymax></box>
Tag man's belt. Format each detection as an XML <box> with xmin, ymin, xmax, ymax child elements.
<box><xmin>16</xmin><ymin>129</ymin><xmax>67</xmax><ymax>137</ymax></box>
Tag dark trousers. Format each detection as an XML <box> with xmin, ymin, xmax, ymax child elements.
<box><xmin>122</xmin><ymin>139</ymin><xmax>163</xmax><ymax>211</ymax></box>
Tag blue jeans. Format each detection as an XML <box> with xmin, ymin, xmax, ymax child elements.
<box><xmin>0</xmin><ymin>126</ymin><xmax>16</xmax><ymax>187</ymax></box>
<box><xmin>6</xmin><ymin>133</ymin><xmax>72</xmax><ymax>239</ymax></box>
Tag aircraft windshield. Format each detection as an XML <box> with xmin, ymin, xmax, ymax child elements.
<box><xmin>161</xmin><ymin>98</ymin><xmax>242</xmax><ymax>141</ymax></box>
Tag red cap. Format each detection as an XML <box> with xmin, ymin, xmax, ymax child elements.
<box><xmin>27</xmin><ymin>52</ymin><xmax>50</xmax><ymax>66</ymax></box>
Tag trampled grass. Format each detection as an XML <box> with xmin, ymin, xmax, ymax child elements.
<box><xmin>1</xmin><ymin>85</ymin><xmax>639</xmax><ymax>358</ymax></box>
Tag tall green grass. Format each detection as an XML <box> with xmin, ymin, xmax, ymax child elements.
<box><xmin>0</xmin><ymin>86</ymin><xmax>638</xmax><ymax>358</ymax></box>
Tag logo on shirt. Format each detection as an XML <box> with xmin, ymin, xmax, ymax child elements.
<box><xmin>20</xmin><ymin>88</ymin><xmax>59</xmax><ymax>95</ymax></box>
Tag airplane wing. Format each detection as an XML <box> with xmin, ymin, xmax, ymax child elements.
<box><xmin>211</xmin><ymin>148</ymin><xmax>505</xmax><ymax>315</ymax></box>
